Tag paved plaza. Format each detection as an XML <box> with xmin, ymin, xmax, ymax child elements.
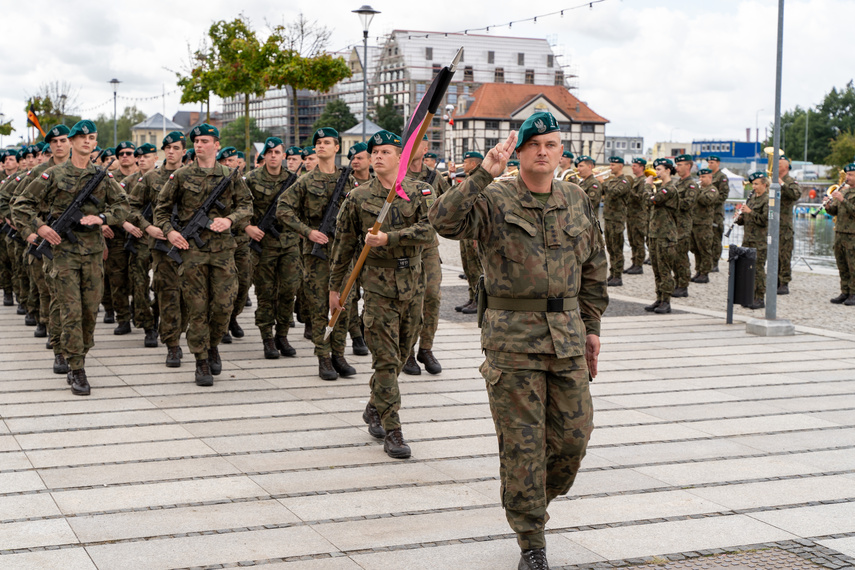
<box><xmin>2</xmin><ymin>260</ymin><xmax>855</xmax><ymax>569</ymax></box>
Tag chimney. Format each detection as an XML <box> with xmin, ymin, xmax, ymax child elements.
<box><xmin>746</xmin><ymin>128</ymin><xmax>750</xmax><ymax>143</ymax></box>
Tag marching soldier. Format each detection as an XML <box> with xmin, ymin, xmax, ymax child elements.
<box><xmin>153</xmin><ymin>123</ymin><xmax>253</xmax><ymax>386</ymax></box>
<box><xmin>826</xmin><ymin>163</ymin><xmax>855</xmax><ymax>305</ymax></box>
<box><xmin>329</xmin><ymin>129</ymin><xmax>435</xmax><ymax>460</ymax></box>
<box><xmin>285</xmin><ymin>146</ymin><xmax>303</xmax><ymax>173</ymax></box>
<box><xmin>345</xmin><ymin>141</ymin><xmax>371</xmax><ymax>356</ymax></box>
<box><xmin>603</xmin><ymin>156</ymin><xmax>630</xmax><ymax>286</ymax></box>
<box><xmin>348</xmin><ymin>142</ymin><xmax>371</xmax><ymax>185</ymax></box>
<box><xmin>217</xmin><ymin>147</ymin><xmax>238</xmax><ymax>167</ymax></box>
<box><xmin>455</xmin><ymin>151</ymin><xmax>484</xmax><ymax>315</ymax></box>
<box><xmin>734</xmin><ymin>172</ymin><xmax>770</xmax><ymax>309</ymax></box>
<box><xmin>0</xmin><ymin>151</ymin><xmax>18</xmax><ymax>306</ymax></box>
<box><xmin>689</xmin><ymin>168</ymin><xmax>718</xmax><ymax>283</ymax></box>
<box><xmin>645</xmin><ymin>158</ymin><xmax>679</xmax><ymax>314</ymax></box>
<box><xmin>429</xmin><ymin>112</ymin><xmax>607</xmax><ymax>570</ymax></box>
<box><xmin>423</xmin><ymin>152</ymin><xmax>438</xmax><ymax>170</ymax></box>
<box><xmin>708</xmin><ymin>156</ymin><xmax>729</xmax><ymax>272</ymax></box>
<box><xmin>576</xmin><ymin>155</ymin><xmax>601</xmax><ymax>210</ymax></box>
<box><xmin>672</xmin><ymin>154</ymin><xmax>697</xmax><ymax>297</ymax></box>
<box><xmin>626</xmin><ymin>158</ymin><xmax>652</xmax><ymax>274</ymax></box>
<box><xmin>777</xmin><ymin>155</ymin><xmax>801</xmax><ymax>294</ymax></box>
<box><xmin>301</xmin><ymin>147</ymin><xmax>318</xmax><ymax>172</ymax></box>
<box><xmin>13</xmin><ymin>120</ymin><xmax>129</xmax><ymax>395</ymax></box>
<box><xmin>1</xmin><ymin>147</ymin><xmax>35</xmax><ymax>320</ymax></box>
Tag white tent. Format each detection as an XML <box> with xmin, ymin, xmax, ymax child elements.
<box><xmin>721</xmin><ymin>167</ymin><xmax>746</xmax><ymax>199</ymax></box>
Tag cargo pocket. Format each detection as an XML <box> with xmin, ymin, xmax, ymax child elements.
<box><xmin>479</xmin><ymin>358</ymin><xmax>502</xmax><ymax>386</ymax></box>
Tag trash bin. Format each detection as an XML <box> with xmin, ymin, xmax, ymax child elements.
<box><xmin>729</xmin><ymin>246</ymin><xmax>756</xmax><ymax>307</ymax></box>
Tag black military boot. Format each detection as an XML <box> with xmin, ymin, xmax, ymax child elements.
<box><xmin>671</xmin><ymin>287</ymin><xmax>688</xmax><ymax>298</ymax></box>
<box><xmin>3</xmin><ymin>291</ymin><xmax>12</xmax><ymax>306</ymax></box>
<box><xmin>830</xmin><ymin>293</ymin><xmax>849</xmax><ymax>304</ymax></box>
<box><xmin>229</xmin><ymin>318</ymin><xmax>244</xmax><ymax>338</ymax></box>
<box><xmin>331</xmin><ymin>353</ymin><xmax>356</xmax><ymax>377</ymax></box>
<box><xmin>383</xmin><ymin>427</ymin><xmax>411</xmax><ymax>459</ymax></box>
<box><xmin>303</xmin><ymin>321</ymin><xmax>313</xmax><ymax>340</ymax></box>
<box><xmin>402</xmin><ymin>353</ymin><xmax>421</xmax><ymax>375</ymax></box>
<box><xmin>624</xmin><ymin>265</ymin><xmax>643</xmax><ymax>275</ymax></box>
<box><xmin>195</xmin><ymin>359</ymin><xmax>213</xmax><ymax>386</ymax></box>
<box><xmin>455</xmin><ymin>299</ymin><xmax>473</xmax><ymax>312</ymax></box>
<box><xmin>263</xmin><ymin>338</ymin><xmax>280</xmax><ymax>360</ymax></box>
<box><xmin>607</xmin><ymin>277</ymin><xmax>623</xmax><ymax>287</ymax></box>
<box><xmin>711</xmin><ymin>265</ymin><xmax>720</xmax><ymax>273</ymax></box>
<box><xmin>643</xmin><ymin>257</ymin><xmax>651</xmax><ymax>265</ymax></box>
<box><xmin>24</xmin><ymin>313</ymin><xmax>36</xmax><ymax>326</ymax></box>
<box><xmin>654</xmin><ymin>300</ymin><xmax>672</xmax><ymax>314</ymax></box>
<box><xmin>68</xmin><ymin>369</ymin><xmax>91</xmax><ymax>396</ymax></box>
<box><xmin>694</xmin><ymin>274</ymin><xmax>710</xmax><ymax>284</ymax></box>
<box><xmin>275</xmin><ymin>336</ymin><xmax>296</xmax><ymax>357</ymax></box>
<box><xmin>208</xmin><ymin>346</ymin><xmax>222</xmax><ymax>375</ymax></box>
<box><xmin>362</xmin><ymin>403</ymin><xmax>386</xmax><ymax>439</ymax></box>
<box><xmin>644</xmin><ymin>300</ymin><xmax>661</xmax><ymax>312</ymax></box>
<box><xmin>845</xmin><ymin>295</ymin><xmax>855</xmax><ymax>306</ymax></box>
<box><xmin>16</xmin><ymin>303</ymin><xmax>26</xmax><ymax>315</ymax></box>
<box><xmin>165</xmin><ymin>346</ymin><xmax>181</xmax><ymax>368</ymax></box>
<box><xmin>417</xmin><ymin>348</ymin><xmax>442</xmax><ymax>375</ymax></box>
<box><xmin>53</xmin><ymin>354</ymin><xmax>68</xmax><ymax>375</ymax></box>
<box><xmin>461</xmin><ymin>299</ymin><xmax>478</xmax><ymax>314</ymax></box>
<box><xmin>144</xmin><ymin>329</ymin><xmax>158</xmax><ymax>348</ymax></box>
<box><xmin>519</xmin><ymin>547</ymin><xmax>549</xmax><ymax>570</ymax></box>
<box><xmin>318</xmin><ymin>356</ymin><xmax>338</xmax><ymax>381</ymax></box>
<box><xmin>748</xmin><ymin>297</ymin><xmax>766</xmax><ymax>310</ymax></box>
<box><xmin>103</xmin><ymin>309</ymin><xmax>115</xmax><ymax>324</ymax></box>
<box><xmin>351</xmin><ymin>335</ymin><xmax>369</xmax><ymax>356</ymax></box>
<box><xmin>34</xmin><ymin>323</ymin><xmax>47</xmax><ymax>338</ymax></box>
<box><xmin>45</xmin><ymin>339</ymin><xmax>52</xmax><ymax>350</ymax></box>
<box><xmin>113</xmin><ymin>321</ymin><xmax>131</xmax><ymax>335</ymax></box>
<box><xmin>777</xmin><ymin>284</ymin><xmax>789</xmax><ymax>295</ymax></box>
<box><xmin>245</xmin><ymin>297</ymin><xmax>252</xmax><ymax>307</ymax></box>
<box><xmin>221</xmin><ymin>331</ymin><xmax>232</xmax><ymax>344</ymax></box>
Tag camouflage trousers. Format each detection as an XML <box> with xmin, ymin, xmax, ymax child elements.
<box><xmin>151</xmin><ymin>249</ymin><xmax>187</xmax><ymax>348</ymax></box>
<box><xmin>43</xmin><ymin>257</ymin><xmax>62</xmax><ymax>355</ymax></box>
<box><xmin>712</xmin><ymin>218</ymin><xmax>724</xmax><ymax>270</ymax></box>
<box><xmin>626</xmin><ymin>214</ymin><xmax>647</xmax><ymax>267</ymax></box>
<box><xmin>834</xmin><ymin>232</ymin><xmax>855</xmax><ymax>295</ymax></box>
<box><xmin>0</xmin><ymin>237</ymin><xmax>11</xmax><ymax>291</ymax></box>
<box><xmin>101</xmin><ymin>271</ymin><xmax>112</xmax><ymax>313</ymax></box>
<box><xmin>347</xmin><ymin>280</ymin><xmax>363</xmax><ymax>339</ymax></box>
<box><xmin>363</xmin><ymin>288</ymin><xmax>424</xmax><ymax>432</ymax></box>
<box><xmin>231</xmin><ymin>238</ymin><xmax>252</xmax><ymax>320</ymax></box>
<box><xmin>480</xmin><ymin>350</ymin><xmax>593</xmax><ymax>550</ymax></box>
<box><xmin>303</xmin><ymin>254</ymin><xmax>348</xmax><ymax>357</ymax></box>
<box><xmin>460</xmin><ymin>239</ymin><xmax>482</xmax><ymax>301</ymax></box>
<box><xmin>778</xmin><ymin>225</ymin><xmax>794</xmax><ymax>286</ymax></box>
<box><xmin>674</xmin><ymin>235</ymin><xmax>692</xmax><ymax>288</ymax></box>
<box><xmin>417</xmin><ymin>244</ymin><xmax>442</xmax><ymax>350</ymax></box>
<box><xmin>28</xmin><ymin>255</ymin><xmax>50</xmax><ymax>325</ymax></box>
<box><xmin>178</xmin><ymin>248</ymin><xmax>237</xmax><ymax>360</ymax></box>
<box><xmin>48</xmin><ymin>251</ymin><xmax>104</xmax><ymax>370</ymax></box>
<box><xmin>650</xmin><ymin>237</ymin><xmax>676</xmax><ymax>301</ymax></box>
<box><xmin>253</xmin><ymin>243</ymin><xmax>300</xmax><ymax>340</ymax></box>
<box><xmin>104</xmin><ymin>235</ymin><xmax>131</xmax><ymax>323</ymax></box>
<box><xmin>744</xmin><ymin>241</ymin><xmax>767</xmax><ymax>299</ymax></box>
<box><xmin>604</xmin><ymin>220</ymin><xmax>626</xmax><ymax>279</ymax></box>
<box><xmin>690</xmin><ymin>224</ymin><xmax>715</xmax><ymax>275</ymax></box>
<box><xmin>129</xmin><ymin>244</ymin><xmax>156</xmax><ymax>331</ymax></box>
<box><xmin>24</xmin><ymin>244</ymin><xmax>40</xmax><ymax>318</ymax></box>
<box><xmin>11</xmin><ymin>239</ymin><xmax>29</xmax><ymax>308</ymax></box>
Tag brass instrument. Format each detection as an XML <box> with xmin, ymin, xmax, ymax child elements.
<box><xmin>821</xmin><ymin>169</ymin><xmax>846</xmax><ymax>210</ymax></box>
<box><xmin>556</xmin><ymin>167</ymin><xmax>578</xmax><ymax>181</ymax></box>
<box><xmin>592</xmin><ymin>165</ymin><xmax>612</xmax><ymax>182</ymax></box>
<box><xmin>764</xmin><ymin>146</ymin><xmax>775</xmax><ymax>179</ymax></box>
<box><xmin>643</xmin><ymin>164</ymin><xmax>662</xmax><ymax>185</ymax></box>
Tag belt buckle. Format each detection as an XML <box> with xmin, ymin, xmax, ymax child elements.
<box><xmin>546</xmin><ymin>298</ymin><xmax>563</xmax><ymax>312</ymax></box>
<box><xmin>397</xmin><ymin>257</ymin><xmax>410</xmax><ymax>269</ymax></box>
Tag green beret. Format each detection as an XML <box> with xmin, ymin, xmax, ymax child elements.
<box><xmin>92</xmin><ymin>146</ymin><xmax>102</xmax><ymax>153</ymax></box>
<box><xmin>653</xmin><ymin>158</ymin><xmax>673</xmax><ymax>168</ymax></box>
<box><xmin>707</xmin><ymin>155</ymin><xmax>721</xmax><ymax>162</ymax></box>
<box><xmin>285</xmin><ymin>146</ymin><xmax>302</xmax><ymax>157</ymax></box>
<box><xmin>748</xmin><ymin>171</ymin><xmax>767</xmax><ymax>182</ymax></box>
<box><xmin>162</xmin><ymin>131</ymin><xmax>186</xmax><ymax>149</ymax></box>
<box><xmin>236</xmin><ymin>151</ymin><xmax>245</xmax><ymax>160</ymax></box>
<box><xmin>15</xmin><ymin>148</ymin><xmax>26</xmax><ymax>160</ymax></box>
<box><xmin>68</xmin><ymin>119</ymin><xmax>97</xmax><ymax>138</ymax></box>
<box><xmin>698</xmin><ymin>168</ymin><xmax>712</xmax><ymax>175</ymax></box>
<box><xmin>631</xmin><ymin>157</ymin><xmax>647</xmax><ymax>166</ymax></box>
<box><xmin>312</xmin><ymin>128</ymin><xmax>340</xmax><ymax>145</ymax></box>
<box><xmin>184</xmin><ymin>148</ymin><xmax>196</xmax><ymax>162</ymax></box>
<box><xmin>424</xmin><ymin>152</ymin><xmax>438</xmax><ymax>160</ymax></box>
<box><xmin>347</xmin><ymin>142</ymin><xmax>368</xmax><ymax>160</ymax></box>
<box><xmin>844</xmin><ymin>163</ymin><xmax>855</xmax><ymax>173</ymax></box>
<box><xmin>608</xmin><ymin>156</ymin><xmax>624</xmax><ymax>164</ymax></box>
<box><xmin>507</xmin><ymin>159</ymin><xmax>520</xmax><ymax>167</ymax></box>
<box><xmin>674</xmin><ymin>154</ymin><xmax>693</xmax><ymax>163</ymax></box>
<box><xmin>42</xmin><ymin>144</ymin><xmax>52</xmax><ymax>153</ymax></box>
<box><xmin>189</xmin><ymin>123</ymin><xmax>219</xmax><ymax>141</ymax></box>
<box><xmin>44</xmin><ymin>124</ymin><xmax>71</xmax><ymax>143</ymax></box>
<box><xmin>575</xmin><ymin>155</ymin><xmax>595</xmax><ymax>167</ymax></box>
<box><xmin>779</xmin><ymin>154</ymin><xmax>791</xmax><ymax>163</ymax></box>
<box><xmin>217</xmin><ymin>147</ymin><xmax>237</xmax><ymax>161</ymax></box>
<box><xmin>463</xmin><ymin>151</ymin><xmax>484</xmax><ymax>161</ymax></box>
<box><xmin>28</xmin><ymin>145</ymin><xmax>40</xmax><ymax>155</ymax></box>
<box><xmin>116</xmin><ymin>141</ymin><xmax>136</xmax><ymax>154</ymax></box>
<box><xmin>35</xmin><ymin>141</ymin><xmax>47</xmax><ymax>152</ymax></box>
<box><xmin>302</xmin><ymin>147</ymin><xmax>316</xmax><ymax>157</ymax></box>
<box><xmin>261</xmin><ymin>137</ymin><xmax>284</xmax><ymax>157</ymax></box>
<box><xmin>515</xmin><ymin>111</ymin><xmax>560</xmax><ymax>149</ymax></box>
<box><xmin>367</xmin><ymin>130</ymin><xmax>402</xmax><ymax>153</ymax></box>
<box><xmin>134</xmin><ymin>143</ymin><xmax>157</xmax><ymax>157</ymax></box>
<box><xmin>562</xmin><ymin>150</ymin><xmax>574</xmax><ymax>159</ymax></box>
<box><xmin>101</xmin><ymin>148</ymin><xmax>115</xmax><ymax>158</ymax></box>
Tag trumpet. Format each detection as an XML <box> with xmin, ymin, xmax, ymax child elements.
<box><xmin>556</xmin><ymin>167</ymin><xmax>578</xmax><ymax>181</ymax></box>
<box><xmin>642</xmin><ymin>165</ymin><xmax>662</xmax><ymax>185</ymax></box>
<box><xmin>593</xmin><ymin>165</ymin><xmax>612</xmax><ymax>182</ymax></box>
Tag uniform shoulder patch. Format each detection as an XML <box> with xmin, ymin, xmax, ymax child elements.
<box><xmin>421</xmin><ymin>187</ymin><xmax>432</xmax><ymax>195</ymax></box>
<box><xmin>108</xmin><ymin>172</ymin><xmax>114</xmax><ymax>178</ymax></box>
<box><xmin>120</xmin><ymin>182</ymin><xmax>126</xmax><ymax>188</ymax></box>
<box><xmin>689</xmin><ymin>184</ymin><xmax>695</xmax><ymax>189</ymax></box>
<box><xmin>42</xmin><ymin>172</ymin><xmax>49</xmax><ymax>179</ymax></box>
<box><xmin>622</xmin><ymin>180</ymin><xmax>628</xmax><ymax>184</ymax></box>
<box><xmin>138</xmin><ymin>177</ymin><xmax>143</xmax><ymax>182</ymax></box>
<box><xmin>169</xmin><ymin>174</ymin><xmax>175</xmax><ymax>179</ymax></box>
<box><xmin>15</xmin><ymin>176</ymin><xmax>21</xmax><ymax>181</ymax></box>
<box><xmin>661</xmin><ymin>188</ymin><xmax>668</xmax><ymax>193</ymax></box>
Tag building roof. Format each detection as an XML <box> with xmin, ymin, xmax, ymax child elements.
<box><xmin>132</xmin><ymin>113</ymin><xmax>185</xmax><ymax>131</ymax></box>
<box><xmin>343</xmin><ymin>118</ymin><xmax>383</xmax><ymax>136</ymax></box>
<box><xmin>459</xmin><ymin>84</ymin><xmax>608</xmax><ymax>124</ymax></box>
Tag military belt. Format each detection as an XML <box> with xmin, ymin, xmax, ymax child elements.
<box><xmin>363</xmin><ymin>254</ymin><xmax>421</xmax><ymax>269</ymax></box>
<box><xmin>486</xmin><ymin>296</ymin><xmax>578</xmax><ymax>312</ymax></box>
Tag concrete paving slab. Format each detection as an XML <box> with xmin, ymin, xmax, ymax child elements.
<box><xmin>816</xmin><ymin>537</ymin><xmax>855</xmax><ymax>559</ymax></box>
<box><xmin>0</xmin><ymin>518</ymin><xmax>78</xmax><ymax>550</ymax></box>
<box><xmin>686</xmin><ymin>475</ymin><xmax>855</xmax><ymax>510</ymax></box>
<box><xmin>0</xmin><ymin>548</ymin><xmax>96</xmax><ymax>570</ymax></box>
<box><xmin>0</xmin><ymin>470</ymin><xmax>46</xmax><ymax>493</ymax></box>
<box><xmin>0</xmin><ymin>493</ymin><xmax>62</xmax><ymax>521</ymax></box>
<box><xmin>751</xmin><ymin>502</ymin><xmax>855</xmax><ymax>537</ymax></box>
<box><xmin>25</xmin><ymin>438</ymin><xmax>217</xmax><ymax>469</ymax></box>
<box><xmin>635</xmin><ymin>454</ymin><xmax>823</xmax><ymax>487</ymax></box>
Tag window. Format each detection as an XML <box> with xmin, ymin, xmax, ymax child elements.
<box><xmin>448</xmin><ymin>93</ymin><xmax>457</xmax><ymax>104</ymax></box>
<box><xmin>464</xmin><ymin>66</ymin><xmax>473</xmax><ymax>81</ymax></box>
<box><xmin>487</xmin><ymin>51</ymin><xmax>495</xmax><ymax>64</ymax></box>
<box><xmin>702</xmin><ymin>144</ymin><xmax>710</xmax><ymax>152</ymax></box>
<box><xmin>547</xmin><ymin>54</ymin><xmax>554</xmax><ymax>68</ymax></box>
<box><xmin>554</xmin><ymin>71</ymin><xmax>564</xmax><ymax>86</ymax></box>
<box><xmin>462</xmin><ymin>138</ymin><xmax>469</xmax><ymax>154</ymax></box>
<box><xmin>633</xmin><ymin>141</ymin><xmax>641</xmax><ymax>150</ymax></box>
<box><xmin>494</xmin><ymin>67</ymin><xmax>504</xmax><ymax>83</ymax></box>
<box><xmin>518</xmin><ymin>53</ymin><xmax>525</xmax><ymax>66</ymax></box>
<box><xmin>525</xmin><ymin>69</ymin><xmax>534</xmax><ymax>84</ymax></box>
<box><xmin>425</xmin><ymin>47</ymin><xmax>433</xmax><ymax>60</ymax></box>
<box><xmin>509</xmin><ymin>121</ymin><xmax>522</xmax><ymax>130</ymax></box>
<box><xmin>722</xmin><ymin>143</ymin><xmax>731</xmax><ymax>152</ymax></box>
<box><xmin>485</xmin><ymin>120</ymin><xmax>500</xmax><ymax>130</ymax></box>
<box><xmin>605</xmin><ymin>141</ymin><xmax>612</xmax><ymax>149</ymax></box>
<box><xmin>460</xmin><ymin>120</ymin><xmax>469</xmax><ymax>129</ymax></box>
<box><xmin>712</xmin><ymin>144</ymin><xmax>720</xmax><ymax>151</ymax></box>
<box><xmin>416</xmin><ymin>83</ymin><xmax>426</xmax><ymax>98</ymax></box>
<box><xmin>485</xmin><ymin>137</ymin><xmax>498</xmax><ymax>148</ymax></box>
<box><xmin>581</xmin><ymin>124</ymin><xmax>594</xmax><ymax>133</ymax></box>
<box><xmin>618</xmin><ymin>141</ymin><xmax>627</xmax><ymax>149</ymax></box>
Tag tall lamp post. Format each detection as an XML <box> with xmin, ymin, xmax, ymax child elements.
<box><xmin>353</xmin><ymin>5</ymin><xmax>379</xmax><ymax>143</ymax></box>
<box><xmin>754</xmin><ymin>108</ymin><xmax>764</xmax><ymax>162</ymax></box>
<box><xmin>109</xmin><ymin>78</ymin><xmax>121</xmax><ymax>146</ymax></box>
<box><xmin>59</xmin><ymin>94</ymin><xmax>67</xmax><ymax>126</ymax></box>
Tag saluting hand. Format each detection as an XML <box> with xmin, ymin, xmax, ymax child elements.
<box><xmin>482</xmin><ymin>132</ymin><xmax>518</xmax><ymax>178</ymax></box>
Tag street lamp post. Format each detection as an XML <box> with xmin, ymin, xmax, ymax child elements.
<box><xmin>59</xmin><ymin>94</ymin><xmax>67</xmax><ymax>126</ymax></box>
<box><xmin>353</xmin><ymin>5</ymin><xmax>380</xmax><ymax>143</ymax></box>
<box><xmin>803</xmin><ymin>108</ymin><xmax>810</xmax><ymax>162</ymax></box>
<box><xmin>754</xmin><ymin>108</ymin><xmax>764</xmax><ymax>162</ymax></box>
<box><xmin>109</xmin><ymin>78</ymin><xmax>121</xmax><ymax>146</ymax></box>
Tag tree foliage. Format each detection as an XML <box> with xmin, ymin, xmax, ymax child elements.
<box><xmin>24</xmin><ymin>81</ymin><xmax>83</xmax><ymax>135</ymax></box>
<box><xmin>826</xmin><ymin>131</ymin><xmax>855</xmax><ymax>172</ymax></box>
<box><xmin>93</xmin><ymin>106</ymin><xmax>147</xmax><ymax>147</ymax></box>
<box><xmin>311</xmin><ymin>99</ymin><xmax>358</xmax><ymax>135</ymax></box>
<box><xmin>219</xmin><ymin>116</ymin><xmax>271</xmax><ymax>152</ymax></box>
<box><xmin>373</xmin><ymin>95</ymin><xmax>403</xmax><ymax>134</ymax></box>
<box><xmin>175</xmin><ymin>39</ymin><xmax>216</xmax><ymax>122</ymax></box>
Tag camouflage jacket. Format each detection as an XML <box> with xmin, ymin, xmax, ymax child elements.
<box><xmin>243</xmin><ymin>165</ymin><xmax>300</xmax><ymax>250</ymax></box>
<box><xmin>627</xmin><ymin>174</ymin><xmax>652</xmax><ymax>218</ymax></box>
<box><xmin>824</xmin><ymin>185</ymin><xmax>855</xmax><ymax>234</ymax></box>
<box><xmin>649</xmin><ymin>179</ymin><xmax>679</xmax><ymax>240</ymax></box>
<box><xmin>10</xmin><ymin>159</ymin><xmax>61</xmax><ymax>225</ymax></box>
<box><xmin>779</xmin><ymin>174</ymin><xmax>801</xmax><ymax>229</ymax></box>
<box><xmin>579</xmin><ymin>174</ymin><xmax>602</xmax><ymax>210</ymax></box>
<box><xmin>276</xmin><ymin>166</ymin><xmax>355</xmax><ymax>257</ymax></box>
<box><xmin>429</xmin><ymin>166</ymin><xmax>608</xmax><ymax>357</ymax></box>
<box><xmin>13</xmin><ymin>161</ymin><xmax>129</xmax><ymax>256</ymax></box>
<box><xmin>153</xmin><ymin>163</ymin><xmax>252</xmax><ymax>253</ymax></box>
<box><xmin>329</xmin><ymin>176</ymin><xmax>434</xmax><ymax>301</ymax></box>
<box><xmin>675</xmin><ymin>175</ymin><xmax>698</xmax><ymax>238</ymax></box>
<box><xmin>712</xmin><ymin>169</ymin><xmax>730</xmax><ymax>226</ymax></box>
<box><xmin>128</xmin><ymin>166</ymin><xmax>176</xmax><ymax>249</ymax></box>
<box><xmin>406</xmin><ymin>164</ymin><xmax>449</xmax><ymax>249</ymax></box>
<box><xmin>0</xmin><ymin>169</ymin><xmax>29</xmax><ymax>222</ymax></box>
<box><xmin>603</xmin><ymin>173</ymin><xmax>630</xmax><ymax>222</ymax></box>
<box><xmin>736</xmin><ymin>191</ymin><xmax>768</xmax><ymax>247</ymax></box>
<box><xmin>692</xmin><ymin>183</ymin><xmax>719</xmax><ymax>226</ymax></box>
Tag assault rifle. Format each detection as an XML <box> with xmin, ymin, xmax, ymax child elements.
<box><xmin>165</xmin><ymin>167</ymin><xmax>239</xmax><ymax>265</ymax></box>
<box><xmin>30</xmin><ymin>159</ymin><xmax>114</xmax><ymax>260</ymax></box>
<box><xmin>249</xmin><ymin>164</ymin><xmax>303</xmax><ymax>254</ymax></box>
<box><xmin>1</xmin><ymin>222</ymin><xmax>25</xmax><ymax>245</ymax></box>
<box><xmin>123</xmin><ymin>202</ymin><xmax>170</xmax><ymax>255</ymax></box>
<box><xmin>309</xmin><ymin>166</ymin><xmax>352</xmax><ymax>260</ymax></box>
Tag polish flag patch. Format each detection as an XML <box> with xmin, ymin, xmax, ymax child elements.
<box><xmin>41</xmin><ymin>172</ymin><xmax>49</xmax><ymax>179</ymax></box>
<box><xmin>421</xmin><ymin>188</ymin><xmax>432</xmax><ymax>195</ymax></box>
<box><xmin>169</xmin><ymin>174</ymin><xmax>174</xmax><ymax>180</ymax></box>
<box><xmin>108</xmin><ymin>172</ymin><xmax>114</xmax><ymax>178</ymax></box>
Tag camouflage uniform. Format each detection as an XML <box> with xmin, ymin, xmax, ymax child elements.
<box><xmin>13</xmin><ymin>162</ymin><xmax>129</xmax><ymax>370</ymax></box>
<box><xmin>459</xmin><ymin>238</ymin><xmax>482</xmax><ymax>302</ymax></box>
<box><xmin>153</xmin><ymin>163</ymin><xmax>252</xmax><ymax>361</ymax></box>
<box><xmin>429</xmin><ymin>166</ymin><xmax>607</xmax><ymax>551</ymax></box>
<box><xmin>0</xmin><ymin>174</ymin><xmax>12</xmax><ymax>294</ymax></box>
<box><xmin>627</xmin><ymin>175</ymin><xmax>651</xmax><ymax>267</ymax></box>
<box><xmin>277</xmin><ymin>167</ymin><xmax>354</xmax><ymax>357</ymax></box>
<box><xmin>579</xmin><ymin>174</ymin><xmax>602</xmax><ymax>211</ymax></box>
<box><xmin>1</xmin><ymin>170</ymin><xmax>31</xmax><ymax>309</ymax></box>
<box><xmin>778</xmin><ymin>174</ymin><xmax>801</xmax><ymax>287</ymax></box>
<box><xmin>649</xmin><ymin>180</ymin><xmax>679</xmax><ymax>302</ymax></box>
<box><xmin>822</xmin><ymin>186</ymin><xmax>855</xmax><ymax>295</ymax></box>
<box><xmin>231</xmin><ymin>231</ymin><xmax>252</xmax><ymax>322</ymax></box>
<box><xmin>711</xmin><ymin>169</ymin><xmax>730</xmax><ymax>269</ymax></box>
<box><xmin>603</xmin><ymin>173</ymin><xmax>630</xmax><ymax>279</ymax></box>
<box><xmin>690</xmin><ymin>182</ymin><xmax>719</xmax><ymax>275</ymax></box>
<box><xmin>674</xmin><ymin>175</ymin><xmax>698</xmax><ymax>287</ymax></box>
<box><xmin>122</xmin><ymin>172</ymin><xmax>158</xmax><ymax>332</ymax></box>
<box><xmin>735</xmin><ymin>191</ymin><xmax>769</xmax><ymax>298</ymax></box>
<box><xmin>102</xmin><ymin>169</ymin><xmax>139</xmax><ymax>326</ymax></box>
<box><xmin>244</xmin><ymin>165</ymin><xmax>301</xmax><ymax>340</ymax></box>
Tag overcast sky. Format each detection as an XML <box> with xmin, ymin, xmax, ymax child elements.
<box><xmin>1</xmin><ymin>0</ymin><xmax>853</xmax><ymax>150</ymax></box>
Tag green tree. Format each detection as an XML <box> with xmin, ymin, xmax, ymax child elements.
<box><xmin>826</xmin><ymin>130</ymin><xmax>855</xmax><ymax>172</ymax></box>
<box><xmin>175</xmin><ymin>40</ymin><xmax>217</xmax><ymax>123</ymax></box>
<box><xmin>219</xmin><ymin>116</ymin><xmax>271</xmax><ymax>152</ymax></box>
<box><xmin>311</xmin><ymin>99</ymin><xmax>357</xmax><ymax>136</ymax></box>
<box><xmin>93</xmin><ymin>105</ymin><xmax>146</xmax><ymax>147</ymax></box>
<box><xmin>373</xmin><ymin>95</ymin><xmax>403</xmax><ymax>134</ymax></box>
